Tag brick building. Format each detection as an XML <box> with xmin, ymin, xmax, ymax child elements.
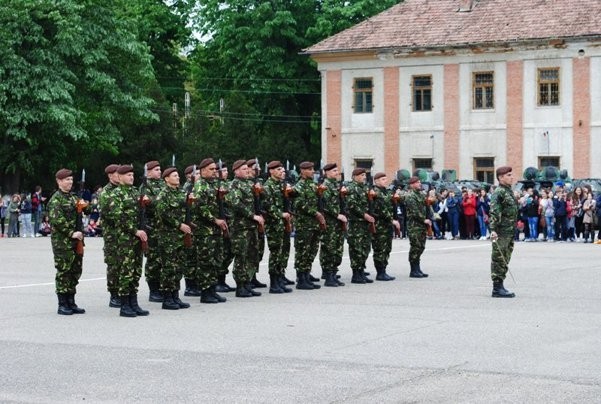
<box><xmin>303</xmin><ymin>0</ymin><xmax>601</xmax><ymax>181</ymax></box>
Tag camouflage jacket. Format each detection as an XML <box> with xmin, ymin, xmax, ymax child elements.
<box><xmin>489</xmin><ymin>184</ymin><xmax>518</xmax><ymax>235</ymax></box>
<box><xmin>98</xmin><ymin>182</ymin><xmax>117</xmax><ymax>230</ymax></box>
<box><xmin>106</xmin><ymin>185</ymin><xmax>141</xmax><ymax>238</ymax></box>
<box><xmin>322</xmin><ymin>178</ymin><xmax>341</xmax><ymax>223</ymax></box>
<box><xmin>226</xmin><ymin>177</ymin><xmax>256</xmax><ymax>230</ymax></box>
<box><xmin>405</xmin><ymin>188</ymin><xmax>427</xmax><ymax>226</ymax></box>
<box><xmin>47</xmin><ymin>190</ymin><xmax>82</xmax><ymax>250</ymax></box>
<box><xmin>373</xmin><ymin>186</ymin><xmax>394</xmax><ymax>224</ymax></box>
<box><xmin>156</xmin><ymin>185</ymin><xmax>186</xmax><ymax>244</ymax></box>
<box><xmin>262</xmin><ymin>177</ymin><xmax>284</xmax><ymax>226</ymax></box>
<box><xmin>192</xmin><ymin>177</ymin><xmax>220</xmax><ymax>235</ymax></box>
<box><xmin>139</xmin><ymin>178</ymin><xmax>163</xmax><ymax>224</ymax></box>
<box><xmin>293</xmin><ymin>177</ymin><xmax>319</xmax><ymax>230</ymax></box>
<box><xmin>346</xmin><ymin>181</ymin><xmax>369</xmax><ymax>222</ymax></box>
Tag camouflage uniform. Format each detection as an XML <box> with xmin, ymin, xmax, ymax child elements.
<box><xmin>98</xmin><ymin>182</ymin><xmax>118</xmax><ymax>296</ymax></box>
<box><xmin>293</xmin><ymin>177</ymin><xmax>321</xmax><ymax>276</ymax></box>
<box><xmin>155</xmin><ymin>185</ymin><xmax>186</xmax><ymax>292</ymax></box>
<box><xmin>140</xmin><ymin>178</ymin><xmax>163</xmax><ymax>289</ymax></box>
<box><xmin>346</xmin><ymin>180</ymin><xmax>372</xmax><ymax>275</ymax></box>
<box><xmin>219</xmin><ymin>179</ymin><xmax>234</xmax><ymax>279</ymax></box>
<box><xmin>489</xmin><ymin>184</ymin><xmax>518</xmax><ymax>282</ymax></box>
<box><xmin>48</xmin><ymin>190</ymin><xmax>83</xmax><ymax>294</ymax></box>
<box><xmin>263</xmin><ymin>176</ymin><xmax>290</xmax><ymax>277</ymax></box>
<box><xmin>371</xmin><ymin>186</ymin><xmax>394</xmax><ymax>269</ymax></box>
<box><xmin>319</xmin><ymin>177</ymin><xmax>345</xmax><ymax>275</ymax></box>
<box><xmin>226</xmin><ymin>177</ymin><xmax>259</xmax><ymax>285</ymax></box>
<box><xmin>182</xmin><ymin>178</ymin><xmax>198</xmax><ymax>284</ymax></box>
<box><xmin>405</xmin><ymin>188</ymin><xmax>429</xmax><ymax>270</ymax></box>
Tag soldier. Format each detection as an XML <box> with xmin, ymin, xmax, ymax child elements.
<box><xmin>371</xmin><ymin>172</ymin><xmax>399</xmax><ymax>281</ymax></box>
<box><xmin>405</xmin><ymin>176</ymin><xmax>430</xmax><ymax>278</ymax></box>
<box><xmin>192</xmin><ymin>158</ymin><xmax>228</xmax><ymax>304</ymax></box>
<box><xmin>262</xmin><ymin>160</ymin><xmax>293</xmax><ymax>294</ymax></box>
<box><xmin>182</xmin><ymin>165</ymin><xmax>201</xmax><ymax>297</ymax></box>
<box><xmin>246</xmin><ymin>159</ymin><xmax>267</xmax><ymax>289</ymax></box>
<box><xmin>107</xmin><ymin>165</ymin><xmax>149</xmax><ymax>317</ymax></box>
<box><xmin>346</xmin><ymin>168</ymin><xmax>374</xmax><ymax>284</ymax></box>
<box><xmin>489</xmin><ymin>166</ymin><xmax>518</xmax><ymax>298</ymax></box>
<box><xmin>293</xmin><ymin>161</ymin><xmax>324</xmax><ymax>290</ymax></box>
<box><xmin>215</xmin><ymin>163</ymin><xmax>235</xmax><ymax>293</ymax></box>
<box><xmin>154</xmin><ymin>167</ymin><xmax>192</xmax><ymax>310</ymax></box>
<box><xmin>48</xmin><ymin>169</ymin><xmax>89</xmax><ymax>315</ymax></box>
<box><xmin>319</xmin><ymin>163</ymin><xmax>347</xmax><ymax>287</ymax></box>
<box><xmin>98</xmin><ymin>164</ymin><xmax>121</xmax><ymax>307</ymax></box>
<box><xmin>227</xmin><ymin>160</ymin><xmax>264</xmax><ymax>297</ymax></box>
<box><xmin>140</xmin><ymin>160</ymin><xmax>164</xmax><ymax>303</ymax></box>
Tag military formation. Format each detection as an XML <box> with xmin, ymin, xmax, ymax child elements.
<box><xmin>48</xmin><ymin>161</ymin><xmax>518</xmax><ymax>316</ymax></box>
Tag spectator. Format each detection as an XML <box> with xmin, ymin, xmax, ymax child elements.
<box><xmin>524</xmin><ymin>188</ymin><xmax>539</xmax><ymax>242</ymax></box>
<box><xmin>476</xmin><ymin>188</ymin><xmax>490</xmax><ymax>240</ymax></box>
<box><xmin>566</xmin><ymin>192</ymin><xmax>576</xmax><ymax>242</ymax></box>
<box><xmin>86</xmin><ymin>219</ymin><xmax>99</xmax><ymax>237</ymax></box>
<box><xmin>446</xmin><ymin>190</ymin><xmax>460</xmax><ymax>239</ymax></box>
<box><xmin>438</xmin><ymin>189</ymin><xmax>449</xmax><ymax>238</ymax></box>
<box><xmin>572</xmin><ymin>186</ymin><xmax>584</xmax><ymax>241</ymax></box>
<box><xmin>462</xmin><ymin>188</ymin><xmax>477</xmax><ymax>239</ymax></box>
<box><xmin>540</xmin><ymin>189</ymin><xmax>555</xmax><ymax>241</ymax></box>
<box><xmin>553</xmin><ymin>191</ymin><xmax>567</xmax><ymax>241</ymax></box>
<box><xmin>582</xmin><ymin>192</ymin><xmax>596</xmax><ymax>243</ymax></box>
<box><xmin>19</xmin><ymin>193</ymin><xmax>34</xmax><ymax>237</ymax></box>
<box><xmin>596</xmin><ymin>192</ymin><xmax>601</xmax><ymax>244</ymax></box>
<box><xmin>38</xmin><ymin>214</ymin><xmax>52</xmax><ymax>237</ymax></box>
<box><xmin>31</xmin><ymin>185</ymin><xmax>44</xmax><ymax>235</ymax></box>
<box><xmin>0</xmin><ymin>193</ymin><xmax>7</xmax><ymax>237</ymax></box>
<box><xmin>7</xmin><ymin>194</ymin><xmax>20</xmax><ymax>237</ymax></box>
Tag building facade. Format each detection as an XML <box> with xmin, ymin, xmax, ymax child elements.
<box><xmin>305</xmin><ymin>0</ymin><xmax>601</xmax><ymax>181</ymax></box>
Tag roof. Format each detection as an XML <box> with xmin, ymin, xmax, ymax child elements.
<box><xmin>304</xmin><ymin>0</ymin><xmax>601</xmax><ymax>55</ymax></box>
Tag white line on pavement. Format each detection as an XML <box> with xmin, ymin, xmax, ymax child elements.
<box><xmin>0</xmin><ymin>277</ymin><xmax>106</xmax><ymax>290</ymax></box>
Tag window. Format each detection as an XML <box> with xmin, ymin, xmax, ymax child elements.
<box><xmin>354</xmin><ymin>159</ymin><xmax>373</xmax><ymax>173</ymax></box>
<box><xmin>474</xmin><ymin>158</ymin><xmax>495</xmax><ymax>183</ymax></box>
<box><xmin>353</xmin><ymin>78</ymin><xmax>373</xmax><ymax>113</ymax></box>
<box><xmin>412</xmin><ymin>75</ymin><xmax>432</xmax><ymax>111</ymax></box>
<box><xmin>539</xmin><ymin>156</ymin><xmax>560</xmax><ymax>169</ymax></box>
<box><xmin>538</xmin><ymin>68</ymin><xmax>560</xmax><ymax>106</ymax></box>
<box><xmin>413</xmin><ymin>158</ymin><xmax>432</xmax><ymax>170</ymax></box>
<box><xmin>473</xmin><ymin>72</ymin><xmax>494</xmax><ymax>109</ymax></box>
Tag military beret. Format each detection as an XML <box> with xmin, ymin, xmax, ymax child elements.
<box><xmin>185</xmin><ymin>165</ymin><xmax>194</xmax><ymax>176</ymax></box>
<box><xmin>496</xmin><ymin>165</ymin><xmax>512</xmax><ymax>178</ymax></box>
<box><xmin>352</xmin><ymin>168</ymin><xmax>366</xmax><ymax>176</ymax></box>
<box><xmin>408</xmin><ymin>176</ymin><xmax>420</xmax><ymax>184</ymax></box>
<box><xmin>104</xmin><ymin>164</ymin><xmax>120</xmax><ymax>175</ymax></box>
<box><xmin>246</xmin><ymin>159</ymin><xmax>257</xmax><ymax>168</ymax></box>
<box><xmin>117</xmin><ymin>165</ymin><xmax>134</xmax><ymax>175</ymax></box>
<box><xmin>323</xmin><ymin>163</ymin><xmax>337</xmax><ymax>172</ymax></box>
<box><xmin>268</xmin><ymin>160</ymin><xmax>283</xmax><ymax>170</ymax></box>
<box><xmin>198</xmin><ymin>158</ymin><xmax>215</xmax><ymax>169</ymax></box>
<box><xmin>299</xmin><ymin>161</ymin><xmax>314</xmax><ymax>170</ymax></box>
<box><xmin>232</xmin><ymin>159</ymin><xmax>247</xmax><ymax>171</ymax></box>
<box><xmin>374</xmin><ymin>172</ymin><xmax>386</xmax><ymax>180</ymax></box>
<box><xmin>162</xmin><ymin>167</ymin><xmax>178</xmax><ymax>179</ymax></box>
<box><xmin>55</xmin><ymin>168</ymin><xmax>73</xmax><ymax>180</ymax></box>
<box><xmin>146</xmin><ymin>160</ymin><xmax>160</xmax><ymax>170</ymax></box>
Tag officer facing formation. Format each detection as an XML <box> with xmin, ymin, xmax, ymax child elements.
<box><xmin>98</xmin><ymin>164</ymin><xmax>121</xmax><ymax>308</ymax></box>
<box><xmin>405</xmin><ymin>176</ymin><xmax>430</xmax><ymax>278</ymax></box>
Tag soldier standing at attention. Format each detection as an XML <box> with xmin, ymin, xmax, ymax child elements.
<box><xmin>246</xmin><ymin>159</ymin><xmax>268</xmax><ymax>289</ymax></box>
<box><xmin>140</xmin><ymin>160</ymin><xmax>165</xmax><ymax>303</ymax></box>
<box><xmin>108</xmin><ymin>165</ymin><xmax>149</xmax><ymax>317</ymax></box>
<box><xmin>489</xmin><ymin>166</ymin><xmax>517</xmax><ymax>298</ymax></box>
<box><xmin>48</xmin><ymin>169</ymin><xmax>89</xmax><ymax>315</ymax></box>
<box><xmin>293</xmin><ymin>161</ymin><xmax>324</xmax><ymax>290</ymax></box>
<box><xmin>319</xmin><ymin>163</ymin><xmax>347</xmax><ymax>287</ymax></box>
<box><xmin>98</xmin><ymin>164</ymin><xmax>121</xmax><ymax>308</ymax></box>
<box><xmin>215</xmin><ymin>163</ymin><xmax>236</xmax><ymax>294</ymax></box>
<box><xmin>262</xmin><ymin>161</ymin><xmax>293</xmax><ymax>294</ymax></box>
<box><xmin>192</xmin><ymin>158</ymin><xmax>228</xmax><ymax>304</ymax></box>
<box><xmin>405</xmin><ymin>176</ymin><xmax>430</xmax><ymax>278</ymax></box>
<box><xmin>346</xmin><ymin>168</ymin><xmax>374</xmax><ymax>284</ymax></box>
<box><xmin>155</xmin><ymin>167</ymin><xmax>192</xmax><ymax>310</ymax></box>
<box><xmin>371</xmin><ymin>172</ymin><xmax>399</xmax><ymax>281</ymax></box>
<box><xmin>182</xmin><ymin>165</ymin><xmax>202</xmax><ymax>297</ymax></box>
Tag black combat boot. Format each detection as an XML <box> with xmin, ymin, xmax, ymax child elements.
<box><xmin>235</xmin><ymin>283</ymin><xmax>253</xmax><ymax>298</ymax></box>
<box><xmin>162</xmin><ymin>291</ymin><xmax>179</xmax><ymax>310</ymax></box>
<box><xmin>148</xmin><ymin>281</ymin><xmax>163</xmax><ymax>302</ymax></box>
<box><xmin>201</xmin><ymin>287</ymin><xmax>219</xmax><ymax>303</ymax></box>
<box><xmin>215</xmin><ymin>274</ymin><xmax>234</xmax><ymax>293</ymax></box>
<box><xmin>278</xmin><ymin>276</ymin><xmax>293</xmax><ymax>293</ymax></box>
<box><xmin>324</xmin><ymin>272</ymin><xmax>338</xmax><ymax>287</ymax></box>
<box><xmin>269</xmin><ymin>275</ymin><xmax>284</xmax><ymax>294</ymax></box>
<box><xmin>351</xmin><ymin>270</ymin><xmax>366</xmax><ymax>284</ymax></box>
<box><xmin>184</xmin><ymin>278</ymin><xmax>202</xmax><ymax>296</ymax></box>
<box><xmin>409</xmin><ymin>262</ymin><xmax>423</xmax><ymax>278</ymax></box>
<box><xmin>66</xmin><ymin>293</ymin><xmax>86</xmax><ymax>314</ymax></box>
<box><xmin>308</xmin><ymin>273</ymin><xmax>320</xmax><ymax>283</ymax></box>
<box><xmin>57</xmin><ymin>294</ymin><xmax>73</xmax><ymax>315</ymax></box>
<box><xmin>109</xmin><ymin>292</ymin><xmax>121</xmax><ymax>308</ymax></box>
<box><xmin>172</xmin><ymin>290</ymin><xmax>190</xmax><ymax>308</ymax></box>
<box><xmin>375</xmin><ymin>264</ymin><xmax>395</xmax><ymax>281</ymax></box>
<box><xmin>362</xmin><ymin>269</ymin><xmax>373</xmax><ymax>283</ymax></box>
<box><xmin>119</xmin><ymin>295</ymin><xmax>137</xmax><ymax>317</ymax></box>
<box><xmin>296</xmin><ymin>273</ymin><xmax>314</xmax><ymax>290</ymax></box>
<box><xmin>283</xmin><ymin>275</ymin><xmax>295</xmax><ymax>285</ymax></box>
<box><xmin>211</xmin><ymin>285</ymin><xmax>227</xmax><ymax>302</ymax></box>
<box><xmin>492</xmin><ymin>280</ymin><xmax>515</xmax><ymax>298</ymax></box>
<box><xmin>416</xmin><ymin>261</ymin><xmax>429</xmax><ymax>277</ymax></box>
<box><xmin>250</xmin><ymin>274</ymin><xmax>267</xmax><ymax>289</ymax></box>
<box><xmin>246</xmin><ymin>283</ymin><xmax>262</xmax><ymax>296</ymax></box>
<box><xmin>130</xmin><ymin>293</ymin><xmax>150</xmax><ymax>316</ymax></box>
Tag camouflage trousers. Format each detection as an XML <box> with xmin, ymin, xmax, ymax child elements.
<box><xmin>231</xmin><ymin>227</ymin><xmax>259</xmax><ymax>284</ymax></box>
<box><xmin>266</xmin><ymin>223</ymin><xmax>291</xmax><ymax>276</ymax></box>
<box><xmin>491</xmin><ymin>234</ymin><xmax>514</xmax><ymax>281</ymax></box>
<box><xmin>254</xmin><ymin>232</ymin><xmax>265</xmax><ymax>274</ymax></box>
<box><xmin>116</xmin><ymin>237</ymin><xmax>143</xmax><ymax>295</ymax></box>
<box><xmin>319</xmin><ymin>219</ymin><xmax>344</xmax><ymax>272</ymax></box>
<box><xmin>144</xmin><ymin>231</ymin><xmax>161</xmax><ymax>285</ymax></box>
<box><xmin>52</xmin><ymin>246</ymin><xmax>82</xmax><ymax>294</ymax></box>
<box><xmin>408</xmin><ymin>224</ymin><xmax>426</xmax><ymax>263</ymax></box>
<box><xmin>184</xmin><ymin>243</ymin><xmax>197</xmax><ymax>280</ymax></box>
<box><xmin>219</xmin><ymin>237</ymin><xmax>234</xmax><ymax>277</ymax></box>
<box><xmin>372</xmin><ymin>223</ymin><xmax>392</xmax><ymax>268</ymax></box>
<box><xmin>158</xmin><ymin>238</ymin><xmax>184</xmax><ymax>292</ymax></box>
<box><xmin>294</xmin><ymin>226</ymin><xmax>321</xmax><ymax>274</ymax></box>
<box><xmin>347</xmin><ymin>221</ymin><xmax>371</xmax><ymax>271</ymax></box>
<box><xmin>102</xmin><ymin>230</ymin><xmax>119</xmax><ymax>294</ymax></box>
<box><xmin>195</xmin><ymin>232</ymin><xmax>223</xmax><ymax>291</ymax></box>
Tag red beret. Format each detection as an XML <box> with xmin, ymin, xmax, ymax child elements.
<box><xmin>268</xmin><ymin>161</ymin><xmax>283</xmax><ymax>170</ymax></box>
<box><xmin>352</xmin><ymin>168</ymin><xmax>366</xmax><ymax>176</ymax></box>
<box><xmin>55</xmin><ymin>169</ymin><xmax>73</xmax><ymax>180</ymax></box>
<box><xmin>496</xmin><ymin>166</ymin><xmax>512</xmax><ymax>178</ymax></box>
<box><xmin>117</xmin><ymin>165</ymin><xmax>134</xmax><ymax>175</ymax></box>
<box><xmin>246</xmin><ymin>159</ymin><xmax>257</xmax><ymax>168</ymax></box>
<box><xmin>185</xmin><ymin>165</ymin><xmax>194</xmax><ymax>175</ymax></box>
<box><xmin>198</xmin><ymin>158</ymin><xmax>215</xmax><ymax>169</ymax></box>
<box><xmin>232</xmin><ymin>160</ymin><xmax>247</xmax><ymax>171</ymax></box>
<box><xmin>299</xmin><ymin>161</ymin><xmax>314</xmax><ymax>170</ymax></box>
<box><xmin>146</xmin><ymin>160</ymin><xmax>160</xmax><ymax>170</ymax></box>
<box><xmin>323</xmin><ymin>163</ymin><xmax>337</xmax><ymax>172</ymax></box>
<box><xmin>408</xmin><ymin>176</ymin><xmax>420</xmax><ymax>184</ymax></box>
<box><xmin>104</xmin><ymin>164</ymin><xmax>120</xmax><ymax>175</ymax></box>
<box><xmin>374</xmin><ymin>172</ymin><xmax>386</xmax><ymax>180</ymax></box>
<box><xmin>162</xmin><ymin>167</ymin><xmax>178</xmax><ymax>179</ymax></box>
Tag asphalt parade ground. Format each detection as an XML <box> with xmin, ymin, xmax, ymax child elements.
<box><xmin>1</xmin><ymin>237</ymin><xmax>600</xmax><ymax>403</ymax></box>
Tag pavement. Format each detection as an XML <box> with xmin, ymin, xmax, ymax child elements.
<box><xmin>0</xmin><ymin>236</ymin><xmax>600</xmax><ymax>403</ymax></box>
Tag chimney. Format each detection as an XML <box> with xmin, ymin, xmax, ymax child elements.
<box><xmin>458</xmin><ymin>0</ymin><xmax>474</xmax><ymax>12</ymax></box>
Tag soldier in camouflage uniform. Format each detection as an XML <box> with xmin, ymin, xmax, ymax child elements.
<box><xmin>405</xmin><ymin>176</ymin><xmax>430</xmax><ymax>278</ymax></box>
<box><xmin>191</xmin><ymin>158</ymin><xmax>228</xmax><ymax>303</ymax></box>
<box><xmin>98</xmin><ymin>164</ymin><xmax>121</xmax><ymax>307</ymax></box>
<box><xmin>155</xmin><ymin>167</ymin><xmax>192</xmax><ymax>310</ymax></box>
<box><xmin>226</xmin><ymin>160</ymin><xmax>264</xmax><ymax>298</ymax></box>
<box><xmin>262</xmin><ymin>161</ymin><xmax>293</xmax><ymax>294</ymax></box>
<box><xmin>371</xmin><ymin>172</ymin><xmax>399</xmax><ymax>281</ymax></box>
<box><xmin>346</xmin><ymin>168</ymin><xmax>375</xmax><ymax>284</ymax></box>
<box><xmin>318</xmin><ymin>163</ymin><xmax>347</xmax><ymax>287</ymax></box>
<box><xmin>215</xmin><ymin>164</ymin><xmax>236</xmax><ymax>293</ymax></box>
<box><xmin>246</xmin><ymin>159</ymin><xmax>268</xmax><ymax>289</ymax></box>
<box><xmin>106</xmin><ymin>165</ymin><xmax>149</xmax><ymax>317</ymax></box>
<box><xmin>293</xmin><ymin>161</ymin><xmax>324</xmax><ymax>290</ymax></box>
<box><xmin>139</xmin><ymin>160</ymin><xmax>165</xmax><ymax>303</ymax></box>
<box><xmin>182</xmin><ymin>165</ymin><xmax>202</xmax><ymax>297</ymax></box>
<box><xmin>48</xmin><ymin>169</ymin><xmax>88</xmax><ymax>315</ymax></box>
<box><xmin>489</xmin><ymin>166</ymin><xmax>517</xmax><ymax>298</ymax></box>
